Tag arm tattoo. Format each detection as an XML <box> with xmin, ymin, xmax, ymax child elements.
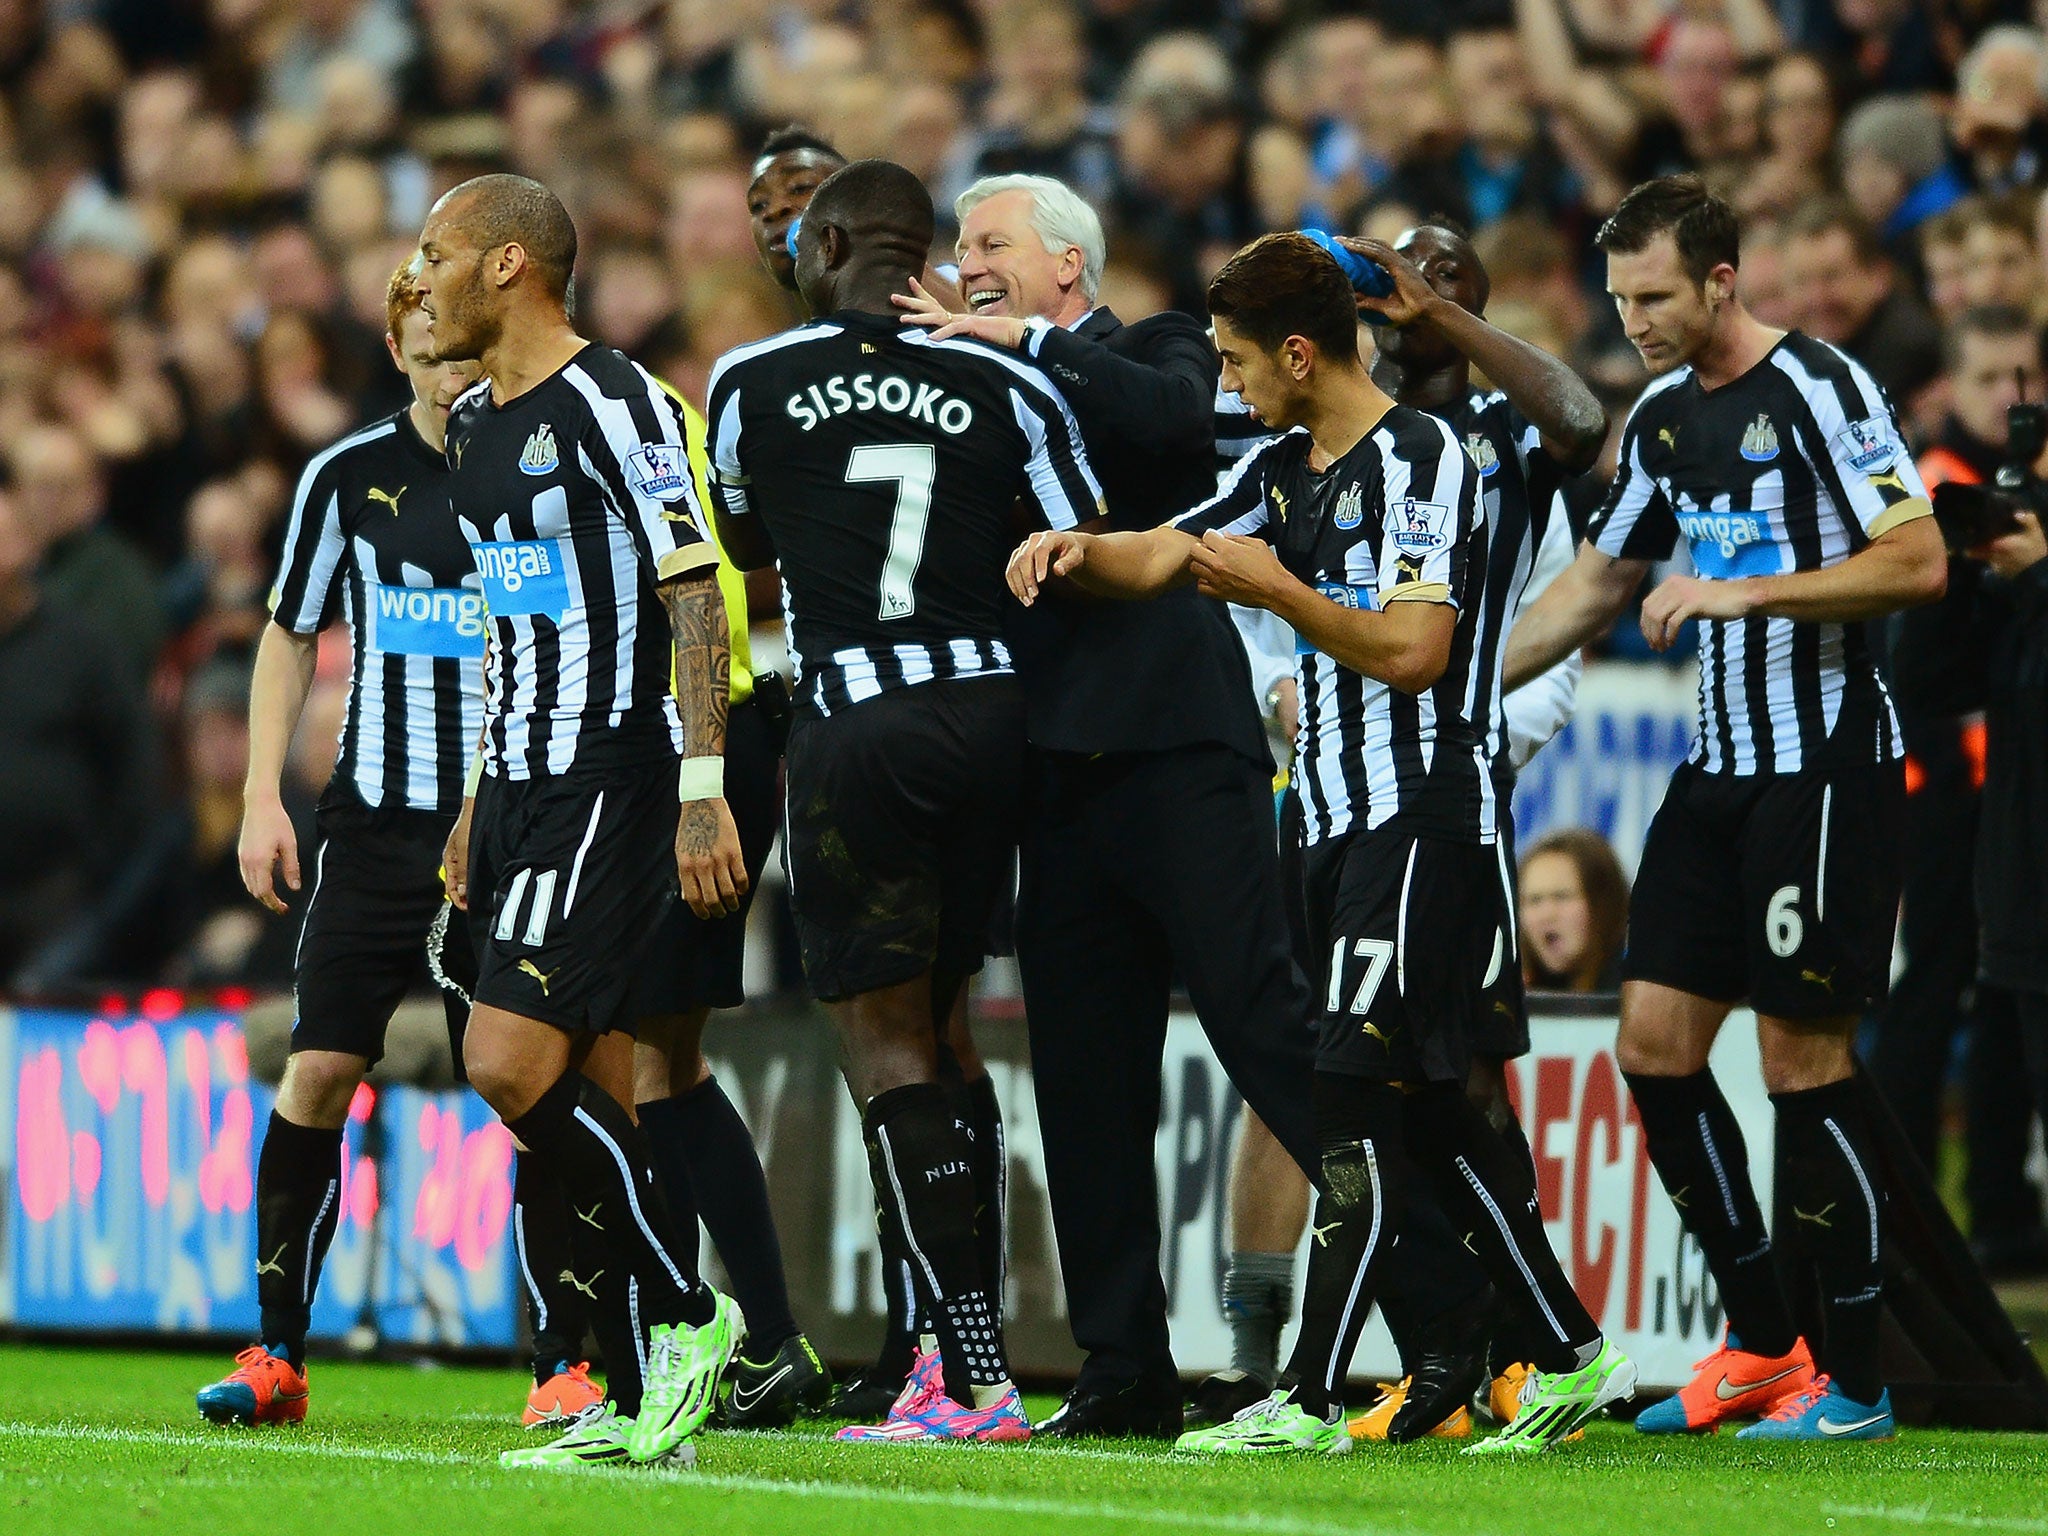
<box><xmin>660</xmin><ymin>571</ymin><xmax>731</xmax><ymax>760</ymax></box>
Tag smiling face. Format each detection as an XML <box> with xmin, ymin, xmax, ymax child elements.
<box><xmin>414</xmin><ymin>196</ymin><xmax>498</xmax><ymax>362</ymax></box>
<box><xmin>956</xmin><ymin>188</ymin><xmax>1081</xmax><ymax>320</ymax></box>
<box><xmin>1519</xmin><ymin>849</ymin><xmax>1593</xmax><ymax>987</ymax></box>
<box><xmin>748</xmin><ymin>148</ymin><xmax>842</xmax><ymax>292</ymax></box>
<box><xmin>1606</xmin><ymin>231</ymin><xmax>1727</xmax><ymax>375</ymax></box>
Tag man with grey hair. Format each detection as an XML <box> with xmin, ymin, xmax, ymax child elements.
<box><xmin>898</xmin><ymin>174</ymin><xmax>1317</xmax><ymax>1441</ymax></box>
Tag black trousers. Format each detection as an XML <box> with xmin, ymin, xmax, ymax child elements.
<box><xmin>1017</xmin><ymin>744</ymin><xmax>1317</xmax><ymax>1393</ymax></box>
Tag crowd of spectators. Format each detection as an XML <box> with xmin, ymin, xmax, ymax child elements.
<box><xmin>2</xmin><ymin>0</ymin><xmax>2048</xmax><ymax>1021</ymax></box>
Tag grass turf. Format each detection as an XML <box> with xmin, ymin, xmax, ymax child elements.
<box><xmin>1</xmin><ymin>1343</ymin><xmax>2045</xmax><ymax>1536</ymax></box>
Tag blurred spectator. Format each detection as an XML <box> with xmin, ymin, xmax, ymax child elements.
<box><xmin>1736</xmin><ymin>52</ymin><xmax>1839</xmax><ymax>223</ymax></box>
<box><xmin>11</xmin><ymin>420</ymin><xmax>163</xmax><ymax>687</ymax></box>
<box><xmin>956</xmin><ymin>0</ymin><xmax>1117</xmax><ymax>209</ymax></box>
<box><xmin>1838</xmin><ymin>95</ymin><xmax>1965</xmax><ymax>249</ymax></box>
<box><xmin>1921</xmin><ymin>205</ymin><xmax>1976</xmax><ymax>325</ymax></box>
<box><xmin>1956</xmin><ymin>193</ymin><xmax>2040</xmax><ymax>311</ymax></box>
<box><xmin>1918</xmin><ymin>306</ymin><xmax>2048</xmax><ymax>490</ymax></box>
<box><xmin>1518</xmin><ymin>828</ymin><xmax>1630</xmax><ymax>992</ymax></box>
<box><xmin>0</xmin><ymin>485</ymin><xmax>153</xmax><ymax>988</ymax></box>
<box><xmin>1948</xmin><ymin>26</ymin><xmax>2048</xmax><ymax>200</ymax></box>
<box><xmin>1785</xmin><ymin>194</ymin><xmax>1945</xmax><ymax>409</ymax></box>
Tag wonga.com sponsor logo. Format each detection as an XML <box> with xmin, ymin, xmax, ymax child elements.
<box><xmin>1676</xmin><ymin>509</ymin><xmax>1778</xmax><ymax>579</ymax></box>
<box><xmin>473</xmin><ymin>541</ymin><xmax>571</xmax><ymax>617</ymax></box>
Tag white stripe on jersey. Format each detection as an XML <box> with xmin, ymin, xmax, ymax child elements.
<box><xmin>272</xmin><ymin>420</ymin><xmax>397</xmax><ymax>632</ymax></box>
<box><xmin>351</xmin><ymin>539</ymin><xmax>391</xmax><ymax>803</ymax></box>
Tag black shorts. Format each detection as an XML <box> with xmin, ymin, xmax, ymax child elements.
<box><xmin>783</xmin><ymin>675</ymin><xmax>1026</xmax><ymax>1003</ymax></box>
<box><xmin>1472</xmin><ymin>805</ymin><xmax>1529</xmax><ymax>1061</ymax></box>
<box><xmin>630</xmin><ymin>699</ymin><xmax>781</xmax><ymax>1018</ymax></box>
<box><xmin>1623</xmin><ymin>758</ymin><xmax>1906</xmax><ymax>1020</ymax></box>
<box><xmin>291</xmin><ymin>783</ymin><xmax>460</xmax><ymax>1067</ymax></box>
<box><xmin>466</xmin><ymin>760</ymin><xmax>678</xmax><ymax>1035</ymax></box>
<box><xmin>1304</xmin><ymin>827</ymin><xmax>1503</xmax><ymax>1085</ymax></box>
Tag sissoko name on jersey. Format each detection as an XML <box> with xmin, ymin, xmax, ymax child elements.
<box><xmin>270</xmin><ymin>408</ymin><xmax>485</xmax><ymax>813</ymax></box>
<box><xmin>1175</xmin><ymin>405</ymin><xmax>1490</xmax><ymax>845</ymax></box>
<box><xmin>445</xmin><ymin>342</ymin><xmax>718</xmax><ymax>779</ymax></box>
<box><xmin>1592</xmin><ymin>331</ymin><xmax>1932</xmax><ymax>775</ymax></box>
<box><xmin>706</xmin><ymin>310</ymin><xmax>1101</xmax><ymax>717</ymax></box>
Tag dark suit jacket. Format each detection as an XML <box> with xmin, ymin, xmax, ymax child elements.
<box><xmin>1010</xmin><ymin>306</ymin><xmax>1269</xmax><ymax>764</ymax></box>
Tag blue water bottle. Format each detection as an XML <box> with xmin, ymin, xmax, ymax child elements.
<box><xmin>1299</xmin><ymin>228</ymin><xmax>1395</xmax><ymax>323</ymax></box>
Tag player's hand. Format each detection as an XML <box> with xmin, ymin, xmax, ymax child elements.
<box><xmin>677</xmin><ymin>797</ymin><xmax>748</xmax><ymax>919</ymax></box>
<box><xmin>1008</xmin><ymin>529</ymin><xmax>1090</xmax><ymax>604</ymax></box>
<box><xmin>238</xmin><ymin>793</ymin><xmax>300</xmax><ymax>915</ymax></box>
<box><xmin>1639</xmin><ymin>572</ymin><xmax>1755</xmax><ymax>651</ymax></box>
<box><xmin>1191</xmin><ymin>529</ymin><xmax>1290</xmax><ymax>608</ymax></box>
<box><xmin>1970</xmin><ymin>509</ymin><xmax>2048</xmax><ymax>581</ymax></box>
<box><xmin>1338</xmin><ymin>237</ymin><xmax>1437</xmax><ymax>327</ymax></box>
<box><xmin>443</xmin><ymin>797</ymin><xmax>474</xmax><ymax>910</ymax></box>
<box><xmin>891</xmin><ymin>276</ymin><xmax>1026</xmax><ymax>349</ymax></box>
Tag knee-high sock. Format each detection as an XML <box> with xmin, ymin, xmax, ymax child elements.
<box><xmin>865</xmin><ymin>1081</ymin><xmax>1009</xmax><ymax>1406</ymax></box>
<box><xmin>964</xmin><ymin>1073</ymin><xmax>1007</xmax><ymax>1325</ymax></box>
<box><xmin>513</xmin><ymin>1151</ymin><xmax>589</xmax><ymax>1382</ymax></box>
<box><xmin>506</xmin><ymin>1073</ymin><xmax>712</xmax><ymax>1335</ymax></box>
<box><xmin>255</xmin><ymin>1112</ymin><xmax>344</xmax><ymax>1370</ymax></box>
<box><xmin>1282</xmin><ymin>1073</ymin><xmax>1410</xmax><ymax>1419</ymax></box>
<box><xmin>640</xmin><ymin>1076</ymin><xmax>799</xmax><ymax>1355</ymax></box>
<box><xmin>1405</xmin><ymin>1083</ymin><xmax>1600</xmax><ymax>1374</ymax></box>
<box><xmin>1772</xmin><ymin>1077</ymin><xmax>1886</xmax><ymax>1402</ymax></box>
<box><xmin>1625</xmin><ymin>1068</ymin><xmax>1797</xmax><ymax>1357</ymax></box>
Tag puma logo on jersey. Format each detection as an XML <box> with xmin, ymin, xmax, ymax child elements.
<box><xmin>1802</xmin><ymin>967</ymin><xmax>1837</xmax><ymax>992</ymax></box>
<box><xmin>1669</xmin><ymin>1186</ymin><xmax>1690</xmax><ymax>1210</ymax></box>
<box><xmin>517</xmin><ymin>959</ymin><xmax>559</xmax><ymax>995</ymax></box>
<box><xmin>1867</xmin><ymin>468</ymin><xmax>1908</xmax><ymax>497</ymax></box>
<box><xmin>1794</xmin><ymin>1202</ymin><xmax>1837</xmax><ymax>1228</ymax></box>
<box><xmin>367</xmin><ymin>485</ymin><xmax>406</xmax><ymax>515</ymax></box>
<box><xmin>451</xmin><ymin>439</ymin><xmax>465</xmax><ymax>468</ymax></box>
<box><xmin>561</xmin><ymin>1267</ymin><xmax>601</xmax><ymax>1299</ymax></box>
<box><xmin>254</xmin><ymin>1243</ymin><xmax>289</xmax><ymax>1278</ymax></box>
<box><xmin>1312</xmin><ymin>1220</ymin><xmax>1343</xmax><ymax>1247</ymax></box>
<box><xmin>1658</xmin><ymin>427</ymin><xmax>1680</xmax><ymax>450</ymax></box>
<box><xmin>1270</xmin><ymin>486</ymin><xmax>1290</xmax><ymax>522</ymax></box>
<box><xmin>574</xmin><ymin>1202</ymin><xmax>603</xmax><ymax>1230</ymax></box>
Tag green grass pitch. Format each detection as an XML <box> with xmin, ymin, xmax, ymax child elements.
<box><xmin>3</xmin><ymin>1343</ymin><xmax>2046</xmax><ymax>1536</ymax></box>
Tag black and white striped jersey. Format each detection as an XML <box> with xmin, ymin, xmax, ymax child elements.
<box><xmin>1455</xmin><ymin>388</ymin><xmax>1579</xmax><ymax>770</ymax></box>
<box><xmin>706</xmin><ymin>309</ymin><xmax>1102</xmax><ymax>717</ymax></box>
<box><xmin>1591</xmin><ymin>332</ymin><xmax>1931</xmax><ymax>774</ymax></box>
<box><xmin>269</xmin><ymin>409</ymin><xmax>485</xmax><ymax>813</ymax></box>
<box><xmin>1175</xmin><ymin>406</ymin><xmax>1490</xmax><ymax>844</ymax></box>
<box><xmin>445</xmin><ymin>343</ymin><xmax>718</xmax><ymax>780</ymax></box>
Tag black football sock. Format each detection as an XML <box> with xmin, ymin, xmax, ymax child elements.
<box><xmin>864</xmin><ymin>1082</ymin><xmax>1009</xmax><ymax>1406</ymax></box>
<box><xmin>1405</xmin><ymin>1083</ymin><xmax>1599</xmax><ymax>1373</ymax></box>
<box><xmin>506</xmin><ymin>1072</ymin><xmax>713</xmax><ymax>1332</ymax></box>
<box><xmin>964</xmin><ymin>1072</ymin><xmax>1007</xmax><ymax>1324</ymax></box>
<box><xmin>513</xmin><ymin>1151</ymin><xmax>589</xmax><ymax>1383</ymax></box>
<box><xmin>1375</xmin><ymin>1195</ymin><xmax>1491</xmax><ymax>1376</ymax></box>
<box><xmin>874</xmin><ymin>1193</ymin><xmax>922</xmax><ymax>1380</ymax></box>
<box><xmin>1282</xmin><ymin>1073</ymin><xmax>1410</xmax><ymax>1420</ymax></box>
<box><xmin>1221</xmin><ymin>1250</ymin><xmax>1296</xmax><ymax>1385</ymax></box>
<box><xmin>641</xmin><ymin>1077</ymin><xmax>800</xmax><ymax>1354</ymax></box>
<box><xmin>1482</xmin><ymin>1103</ymin><xmax>1549</xmax><ymax>1374</ymax></box>
<box><xmin>255</xmin><ymin>1111</ymin><xmax>345</xmax><ymax>1371</ymax></box>
<box><xmin>1625</xmin><ymin>1068</ymin><xmax>1797</xmax><ymax>1357</ymax></box>
<box><xmin>1772</xmin><ymin>1078</ymin><xmax>1886</xmax><ymax>1404</ymax></box>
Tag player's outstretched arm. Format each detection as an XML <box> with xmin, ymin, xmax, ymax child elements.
<box><xmin>660</xmin><ymin>569</ymin><xmax>749</xmax><ymax>919</ymax></box>
<box><xmin>1638</xmin><ymin>512</ymin><xmax>1948</xmax><ymax>651</ymax></box>
<box><xmin>1503</xmin><ymin>542</ymin><xmax>1650</xmax><ymax>688</ymax></box>
<box><xmin>239</xmin><ymin>621</ymin><xmax>319</xmax><ymax>914</ymax></box>
<box><xmin>1007</xmin><ymin>526</ymin><xmax>1197</xmax><ymax>605</ymax></box>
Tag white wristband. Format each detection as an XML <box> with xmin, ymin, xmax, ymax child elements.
<box><xmin>678</xmin><ymin>755</ymin><xmax>724</xmax><ymax>802</ymax></box>
<box><xmin>463</xmin><ymin>752</ymin><xmax>485</xmax><ymax>798</ymax></box>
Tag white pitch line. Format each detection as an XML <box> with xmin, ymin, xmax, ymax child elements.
<box><xmin>0</xmin><ymin>1422</ymin><xmax>466</xmax><ymax>1467</ymax></box>
<box><xmin>1824</xmin><ymin>1506</ymin><xmax>2048</xmax><ymax>1534</ymax></box>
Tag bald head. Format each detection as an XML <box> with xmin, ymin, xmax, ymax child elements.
<box><xmin>794</xmin><ymin>159</ymin><xmax>935</xmax><ymax>316</ymax></box>
<box><xmin>436</xmin><ymin>173</ymin><xmax>578</xmax><ymax>301</ymax></box>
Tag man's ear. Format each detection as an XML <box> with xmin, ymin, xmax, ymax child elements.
<box><xmin>1705</xmin><ymin>261</ymin><xmax>1739</xmax><ymax>307</ymax></box>
<box><xmin>384</xmin><ymin>332</ymin><xmax>404</xmax><ymax>372</ymax></box>
<box><xmin>493</xmin><ymin>241</ymin><xmax>529</xmax><ymax>290</ymax></box>
<box><xmin>1059</xmin><ymin>243</ymin><xmax>1084</xmax><ymax>290</ymax></box>
<box><xmin>1283</xmin><ymin>335</ymin><xmax>1313</xmax><ymax>380</ymax></box>
<box><xmin>820</xmin><ymin>222</ymin><xmax>850</xmax><ymax>271</ymax></box>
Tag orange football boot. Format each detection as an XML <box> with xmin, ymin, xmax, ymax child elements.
<box><xmin>1633</xmin><ymin>1332</ymin><xmax>1815</xmax><ymax>1434</ymax></box>
<box><xmin>1347</xmin><ymin>1378</ymin><xmax>1471</xmax><ymax>1441</ymax></box>
<box><xmin>197</xmin><ymin>1345</ymin><xmax>310</xmax><ymax>1426</ymax></box>
<box><xmin>524</xmin><ymin>1361</ymin><xmax>603</xmax><ymax>1427</ymax></box>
